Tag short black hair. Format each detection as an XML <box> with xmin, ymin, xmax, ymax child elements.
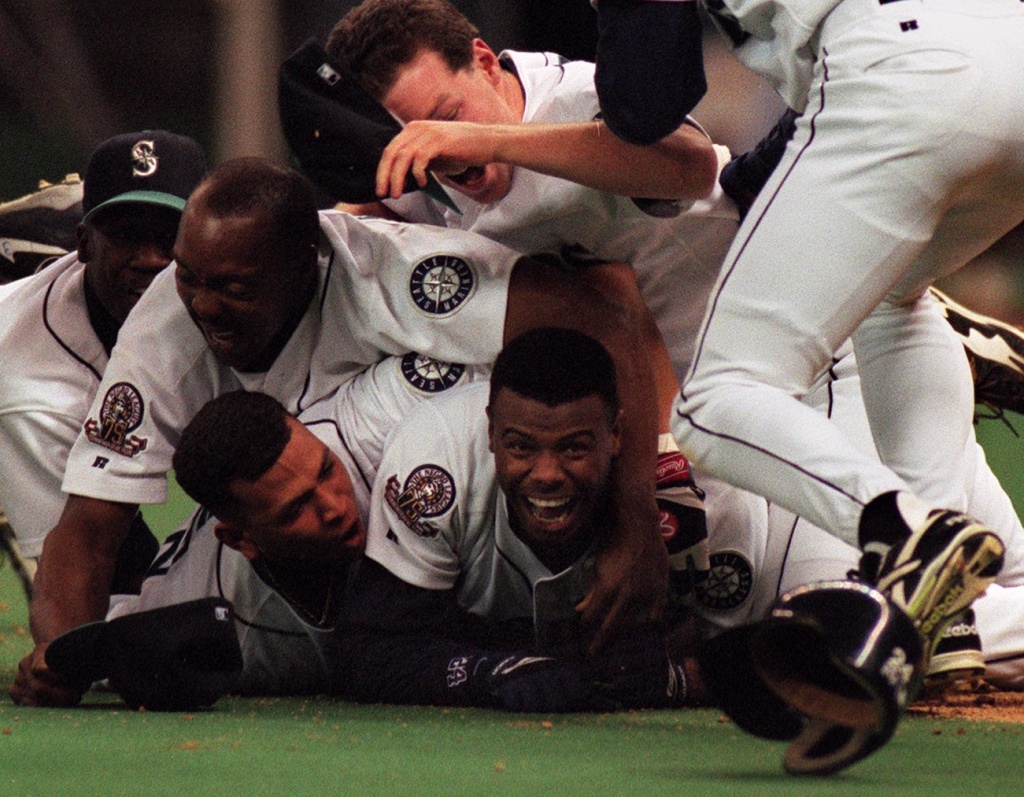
<box><xmin>191</xmin><ymin>157</ymin><xmax>320</xmax><ymax>265</ymax></box>
<box><xmin>488</xmin><ymin>328</ymin><xmax>619</xmax><ymax>420</ymax></box>
<box><xmin>173</xmin><ymin>391</ymin><xmax>292</xmax><ymax>516</ymax></box>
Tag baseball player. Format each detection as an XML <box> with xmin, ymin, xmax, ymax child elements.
<box><xmin>315</xmin><ymin>0</ymin><xmax>1024</xmax><ymax>687</ymax></box>
<box><xmin>0</xmin><ymin>131</ymin><xmax>206</xmax><ymax>594</ymax></box>
<box><xmin>103</xmin><ymin>353</ymin><xmax>467</xmax><ymax>697</ymax></box>
<box><xmin>340</xmin><ymin>328</ymin><xmax>698</xmax><ymax>711</ymax></box>
<box><xmin>15</xmin><ymin>157</ymin><xmax>664</xmax><ymax>707</ymax></box>
<box><xmin>592</xmin><ymin>0</ymin><xmax>1024</xmax><ymax>665</ymax></box>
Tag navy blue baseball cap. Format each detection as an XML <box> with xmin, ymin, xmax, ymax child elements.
<box><xmin>278</xmin><ymin>39</ymin><xmax>458</xmax><ymax>212</ymax></box>
<box><xmin>46</xmin><ymin>597</ymin><xmax>243</xmax><ymax>711</ymax></box>
<box><xmin>82</xmin><ymin>130</ymin><xmax>207</xmax><ymax>224</ymax></box>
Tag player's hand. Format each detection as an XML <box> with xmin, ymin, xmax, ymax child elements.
<box><xmin>577</xmin><ymin>503</ymin><xmax>668</xmax><ymax>653</ymax></box>
<box><xmin>484</xmin><ymin>654</ymin><xmax>594</xmax><ymax>712</ymax></box>
<box><xmin>9</xmin><ymin>643</ymin><xmax>83</xmax><ymax>707</ymax></box>
<box><xmin>375</xmin><ymin>120</ymin><xmax>500</xmax><ymax>200</ymax></box>
<box><xmin>590</xmin><ymin>627</ymin><xmax>690</xmax><ymax>709</ymax></box>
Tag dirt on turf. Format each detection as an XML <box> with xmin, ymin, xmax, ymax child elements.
<box><xmin>908</xmin><ymin>680</ymin><xmax>1024</xmax><ymax>723</ymax></box>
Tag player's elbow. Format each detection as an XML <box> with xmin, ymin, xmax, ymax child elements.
<box><xmin>658</xmin><ymin>128</ymin><xmax>720</xmax><ymax>200</ymax></box>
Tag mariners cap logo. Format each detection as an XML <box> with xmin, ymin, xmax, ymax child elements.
<box><xmin>400</xmin><ymin>353</ymin><xmax>466</xmax><ymax>394</ymax></box>
<box><xmin>130</xmin><ymin>140</ymin><xmax>159</xmax><ymax>177</ymax></box>
<box><xmin>409</xmin><ymin>254</ymin><xmax>476</xmax><ymax>317</ymax></box>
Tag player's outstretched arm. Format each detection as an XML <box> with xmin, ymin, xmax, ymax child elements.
<box><xmin>10</xmin><ymin>495</ymin><xmax>136</xmax><ymax>707</ymax></box>
<box><xmin>504</xmin><ymin>257</ymin><xmax>666</xmax><ymax>652</ymax></box>
<box><xmin>375</xmin><ymin>118</ymin><xmax>718</xmax><ymax>203</ymax></box>
<box><xmin>339</xmin><ymin>560</ymin><xmax>595</xmax><ymax>711</ymax></box>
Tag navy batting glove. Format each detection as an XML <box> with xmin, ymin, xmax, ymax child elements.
<box><xmin>481</xmin><ymin>654</ymin><xmax>594</xmax><ymax>713</ymax></box>
<box><xmin>719</xmin><ymin>108</ymin><xmax>801</xmax><ymax>219</ymax></box>
<box><xmin>590</xmin><ymin>628</ymin><xmax>689</xmax><ymax>709</ymax></box>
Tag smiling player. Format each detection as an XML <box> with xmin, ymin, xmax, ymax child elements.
<box><xmin>339</xmin><ymin>328</ymin><xmax>698</xmax><ymax>711</ymax></box>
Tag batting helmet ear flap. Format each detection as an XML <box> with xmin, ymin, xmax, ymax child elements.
<box><xmin>782</xmin><ymin>717</ymin><xmax>891</xmax><ymax>777</ymax></box>
<box><xmin>698</xmin><ymin>624</ymin><xmax>805</xmax><ymax>741</ymax></box>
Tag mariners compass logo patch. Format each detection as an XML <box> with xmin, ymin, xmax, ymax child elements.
<box><xmin>83</xmin><ymin>382</ymin><xmax>148</xmax><ymax>457</ymax></box>
<box><xmin>400</xmin><ymin>353</ymin><xmax>466</xmax><ymax>394</ymax></box>
<box><xmin>695</xmin><ymin>550</ymin><xmax>753</xmax><ymax>611</ymax></box>
<box><xmin>409</xmin><ymin>254</ymin><xmax>476</xmax><ymax>316</ymax></box>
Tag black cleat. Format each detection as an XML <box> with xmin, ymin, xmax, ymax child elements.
<box><xmin>875</xmin><ymin>510</ymin><xmax>1003</xmax><ymax>650</ymax></box>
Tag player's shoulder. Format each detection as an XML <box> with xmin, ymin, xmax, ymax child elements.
<box><xmin>0</xmin><ymin>251</ymin><xmax>82</xmax><ymax>304</ymax></box>
<box><xmin>505</xmin><ymin>50</ymin><xmax>596</xmax><ymax>124</ymax></box>
<box><xmin>0</xmin><ymin>253</ymin><xmax>90</xmax><ymax>348</ymax></box>
<box><xmin>320</xmin><ymin>206</ymin><xmax>522</xmax><ymax>278</ymax></box>
<box><xmin>398</xmin><ymin>381</ymin><xmax>489</xmax><ymax>434</ymax></box>
<box><xmin>381</xmin><ymin>382</ymin><xmax>489</xmax><ymax>468</ymax></box>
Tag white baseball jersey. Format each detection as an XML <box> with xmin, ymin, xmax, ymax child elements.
<box><xmin>389</xmin><ymin>49</ymin><xmax>739</xmax><ymax>382</ymax></box>
<box><xmin>366</xmin><ymin>382</ymin><xmax>593</xmax><ymax>647</ymax></box>
<box><xmin>62</xmin><ymin>210</ymin><xmax>518</xmax><ymax>508</ymax></box>
<box><xmin>0</xmin><ymin>254</ymin><xmax>109</xmax><ymax>557</ymax></box>
<box><xmin>107</xmin><ymin>355</ymin><xmax>485</xmax><ymax>695</ymax></box>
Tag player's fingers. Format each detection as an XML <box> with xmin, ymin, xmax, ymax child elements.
<box><xmin>377</xmin><ymin>135</ymin><xmax>417</xmax><ymax>198</ymax></box>
<box><xmin>410</xmin><ymin>158</ymin><xmax>431</xmax><ymax>191</ymax></box>
<box><xmin>10</xmin><ymin>647</ymin><xmax>81</xmax><ymax>707</ymax></box>
<box><xmin>588</xmin><ymin>592</ymin><xmax>632</xmax><ymax>654</ymax></box>
<box><xmin>376</xmin><ymin>145</ymin><xmax>399</xmax><ymax>199</ymax></box>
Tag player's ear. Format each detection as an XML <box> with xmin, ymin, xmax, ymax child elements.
<box><xmin>76</xmin><ymin>223</ymin><xmax>93</xmax><ymax>263</ymax></box>
<box><xmin>610</xmin><ymin>409</ymin><xmax>624</xmax><ymax>457</ymax></box>
<box><xmin>471</xmin><ymin>38</ymin><xmax>501</xmax><ymax>81</ymax></box>
<box><xmin>214</xmin><ymin>521</ymin><xmax>259</xmax><ymax>561</ymax></box>
<box><xmin>486</xmin><ymin>404</ymin><xmax>496</xmax><ymax>453</ymax></box>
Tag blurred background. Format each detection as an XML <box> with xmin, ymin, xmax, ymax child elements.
<box><xmin>2</xmin><ymin>0</ymin><xmax>1021</xmax><ymax>318</ymax></box>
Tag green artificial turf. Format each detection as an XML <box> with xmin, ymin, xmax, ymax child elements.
<box><xmin>1</xmin><ymin>416</ymin><xmax>1022</xmax><ymax>795</ymax></box>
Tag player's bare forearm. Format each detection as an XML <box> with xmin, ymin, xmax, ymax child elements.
<box><xmin>333</xmin><ymin>199</ymin><xmax>407</xmax><ymax>221</ymax></box>
<box><xmin>29</xmin><ymin>496</ymin><xmax>136</xmax><ymax>644</ymax></box>
<box><xmin>505</xmin><ymin>258</ymin><xmax>664</xmax><ymax>648</ymax></box>
<box><xmin>13</xmin><ymin>495</ymin><xmax>135</xmax><ymax>706</ymax></box>
<box><xmin>376</xmin><ymin>119</ymin><xmax>718</xmax><ymax>202</ymax></box>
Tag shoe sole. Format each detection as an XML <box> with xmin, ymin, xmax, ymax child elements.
<box><xmin>879</xmin><ymin>528</ymin><xmax>1004</xmax><ymax>641</ymax></box>
<box><xmin>931</xmin><ymin>287</ymin><xmax>1024</xmax><ymax>372</ymax></box>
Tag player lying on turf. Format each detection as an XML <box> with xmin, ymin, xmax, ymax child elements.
<box><xmin>103</xmin><ymin>388</ymin><xmax>379</xmax><ymax>696</ymax></box>
<box><xmin>0</xmin><ymin>131</ymin><xmax>206</xmax><ymax>601</ymax></box>
<box><xmin>14</xmin><ymin>157</ymin><xmax>665</xmax><ymax>707</ymax></box>
<box><xmin>337</xmin><ymin>328</ymin><xmax>706</xmax><ymax>711</ymax></box>
<box><xmin>292</xmin><ymin>0</ymin><xmax>1024</xmax><ymax>688</ymax></box>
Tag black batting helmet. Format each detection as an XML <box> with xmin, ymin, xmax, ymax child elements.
<box><xmin>700</xmin><ymin>579</ymin><xmax>926</xmax><ymax>776</ymax></box>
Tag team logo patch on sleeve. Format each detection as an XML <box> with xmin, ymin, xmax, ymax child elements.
<box><xmin>409</xmin><ymin>254</ymin><xmax>476</xmax><ymax>316</ymax></box>
<box><xmin>400</xmin><ymin>353</ymin><xmax>466</xmax><ymax>394</ymax></box>
<box><xmin>383</xmin><ymin>465</ymin><xmax>456</xmax><ymax>538</ymax></box>
<box><xmin>83</xmin><ymin>382</ymin><xmax>148</xmax><ymax>457</ymax></box>
<box><xmin>694</xmin><ymin>550</ymin><xmax>753</xmax><ymax>611</ymax></box>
